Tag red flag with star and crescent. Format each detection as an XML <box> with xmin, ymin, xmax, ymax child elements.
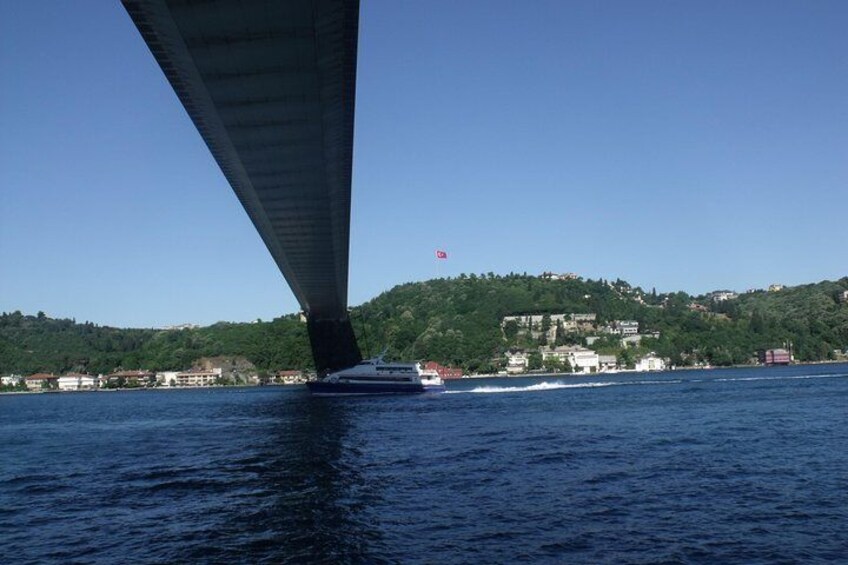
<box><xmin>435</xmin><ymin>250</ymin><xmax>447</xmax><ymax>259</ymax></box>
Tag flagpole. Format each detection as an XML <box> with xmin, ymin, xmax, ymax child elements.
<box><xmin>435</xmin><ymin>248</ymin><xmax>447</xmax><ymax>279</ymax></box>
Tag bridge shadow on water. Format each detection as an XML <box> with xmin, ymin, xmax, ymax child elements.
<box><xmin>205</xmin><ymin>393</ymin><xmax>384</xmax><ymax>564</ymax></box>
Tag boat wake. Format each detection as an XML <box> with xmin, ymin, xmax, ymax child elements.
<box><xmin>446</xmin><ymin>371</ymin><xmax>848</xmax><ymax>395</ymax></box>
<box><xmin>447</xmin><ymin>381</ymin><xmax>617</xmax><ymax>394</ymax></box>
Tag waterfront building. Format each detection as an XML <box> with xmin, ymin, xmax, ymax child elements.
<box><xmin>25</xmin><ymin>373</ymin><xmax>57</xmax><ymax>391</ymax></box>
<box><xmin>635</xmin><ymin>355</ymin><xmax>666</xmax><ymax>372</ymax></box>
<box><xmin>598</xmin><ymin>355</ymin><xmax>618</xmax><ymax>371</ymax></box>
<box><xmin>505</xmin><ymin>350</ymin><xmax>529</xmax><ymax>374</ymax></box>
<box><xmin>541</xmin><ymin>346</ymin><xmax>599</xmax><ymax>373</ymax></box>
<box><xmin>175</xmin><ymin>368</ymin><xmax>223</xmax><ymax>387</ymax></box>
<box><xmin>1</xmin><ymin>375</ymin><xmax>23</xmax><ymax>386</ymax></box>
<box><xmin>103</xmin><ymin>370</ymin><xmax>156</xmax><ymax>387</ymax></box>
<box><xmin>540</xmin><ymin>346</ymin><xmax>571</xmax><ymax>366</ymax></box>
<box><xmin>569</xmin><ymin>348</ymin><xmax>599</xmax><ymax>373</ymax></box>
<box><xmin>759</xmin><ymin>349</ymin><xmax>791</xmax><ymax>365</ymax></box>
<box><xmin>424</xmin><ymin>361</ymin><xmax>463</xmax><ymax>379</ymax></box>
<box><xmin>157</xmin><ymin>371</ymin><xmax>179</xmax><ymax>386</ymax></box>
<box><xmin>57</xmin><ymin>374</ymin><xmax>99</xmax><ymax>391</ymax></box>
<box><xmin>276</xmin><ymin>370</ymin><xmax>306</xmax><ymax>384</ymax></box>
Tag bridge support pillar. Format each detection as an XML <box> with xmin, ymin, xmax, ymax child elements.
<box><xmin>307</xmin><ymin>315</ymin><xmax>362</xmax><ymax>375</ymax></box>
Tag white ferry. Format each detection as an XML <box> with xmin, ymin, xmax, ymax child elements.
<box><xmin>307</xmin><ymin>354</ymin><xmax>446</xmax><ymax>396</ymax></box>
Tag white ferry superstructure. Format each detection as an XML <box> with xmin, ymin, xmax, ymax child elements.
<box><xmin>306</xmin><ymin>355</ymin><xmax>446</xmax><ymax>396</ymax></box>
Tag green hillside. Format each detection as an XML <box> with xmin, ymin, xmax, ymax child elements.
<box><xmin>2</xmin><ymin>274</ymin><xmax>847</xmax><ymax>375</ymax></box>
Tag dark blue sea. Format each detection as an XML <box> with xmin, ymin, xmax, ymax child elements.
<box><xmin>2</xmin><ymin>364</ymin><xmax>848</xmax><ymax>564</ymax></box>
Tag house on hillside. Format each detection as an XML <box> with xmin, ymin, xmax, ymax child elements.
<box><xmin>614</xmin><ymin>320</ymin><xmax>639</xmax><ymax>336</ymax></box>
<box><xmin>540</xmin><ymin>272</ymin><xmax>579</xmax><ymax>281</ymax></box>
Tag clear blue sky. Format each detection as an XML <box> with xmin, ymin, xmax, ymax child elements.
<box><xmin>1</xmin><ymin>1</ymin><xmax>846</xmax><ymax>328</ymax></box>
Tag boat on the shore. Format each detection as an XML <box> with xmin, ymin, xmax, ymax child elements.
<box><xmin>307</xmin><ymin>354</ymin><xmax>446</xmax><ymax>396</ymax></box>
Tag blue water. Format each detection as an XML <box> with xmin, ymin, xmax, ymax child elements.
<box><xmin>2</xmin><ymin>364</ymin><xmax>848</xmax><ymax>563</ymax></box>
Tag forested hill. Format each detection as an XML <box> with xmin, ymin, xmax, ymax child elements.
<box><xmin>2</xmin><ymin>274</ymin><xmax>847</xmax><ymax>375</ymax></box>
<box><xmin>355</xmin><ymin>274</ymin><xmax>848</xmax><ymax>372</ymax></box>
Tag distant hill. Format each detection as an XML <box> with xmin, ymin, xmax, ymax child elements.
<box><xmin>0</xmin><ymin>312</ymin><xmax>310</xmax><ymax>375</ymax></box>
<box><xmin>1</xmin><ymin>274</ymin><xmax>846</xmax><ymax>375</ymax></box>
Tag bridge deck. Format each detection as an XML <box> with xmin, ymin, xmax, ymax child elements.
<box><xmin>123</xmin><ymin>0</ymin><xmax>362</xmax><ymax>371</ymax></box>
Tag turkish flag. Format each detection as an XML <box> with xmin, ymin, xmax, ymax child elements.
<box><xmin>435</xmin><ymin>250</ymin><xmax>447</xmax><ymax>259</ymax></box>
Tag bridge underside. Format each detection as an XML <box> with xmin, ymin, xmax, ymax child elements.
<box><xmin>123</xmin><ymin>0</ymin><xmax>362</xmax><ymax>372</ymax></box>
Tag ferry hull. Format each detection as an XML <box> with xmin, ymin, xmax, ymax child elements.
<box><xmin>307</xmin><ymin>381</ymin><xmax>446</xmax><ymax>396</ymax></box>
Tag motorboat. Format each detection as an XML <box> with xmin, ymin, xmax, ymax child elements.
<box><xmin>307</xmin><ymin>354</ymin><xmax>446</xmax><ymax>396</ymax></box>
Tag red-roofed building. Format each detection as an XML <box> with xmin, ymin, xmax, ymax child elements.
<box><xmin>424</xmin><ymin>362</ymin><xmax>463</xmax><ymax>379</ymax></box>
<box><xmin>102</xmin><ymin>370</ymin><xmax>156</xmax><ymax>388</ymax></box>
<box><xmin>25</xmin><ymin>373</ymin><xmax>58</xmax><ymax>391</ymax></box>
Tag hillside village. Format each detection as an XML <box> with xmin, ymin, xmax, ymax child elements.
<box><xmin>501</xmin><ymin>312</ymin><xmax>666</xmax><ymax>374</ymax></box>
<box><xmin>497</xmin><ymin>274</ymin><xmax>847</xmax><ymax>375</ymax></box>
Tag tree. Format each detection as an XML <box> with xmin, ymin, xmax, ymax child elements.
<box><xmin>527</xmin><ymin>351</ymin><xmax>543</xmax><ymax>371</ymax></box>
<box><xmin>543</xmin><ymin>355</ymin><xmax>563</xmax><ymax>373</ymax></box>
<box><xmin>503</xmin><ymin>320</ymin><xmax>519</xmax><ymax>341</ymax></box>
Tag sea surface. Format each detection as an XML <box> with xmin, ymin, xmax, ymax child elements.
<box><xmin>2</xmin><ymin>363</ymin><xmax>848</xmax><ymax>564</ymax></box>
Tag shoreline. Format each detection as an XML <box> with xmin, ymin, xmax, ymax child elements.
<box><xmin>468</xmin><ymin>359</ymin><xmax>848</xmax><ymax>379</ymax></box>
<box><xmin>3</xmin><ymin>360</ymin><xmax>847</xmax><ymax>396</ymax></box>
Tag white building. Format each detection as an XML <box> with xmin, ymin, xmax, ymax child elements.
<box><xmin>621</xmin><ymin>335</ymin><xmax>643</xmax><ymax>347</ymax></box>
<box><xmin>615</xmin><ymin>320</ymin><xmax>639</xmax><ymax>336</ymax></box>
<box><xmin>175</xmin><ymin>368</ymin><xmax>223</xmax><ymax>387</ymax></box>
<box><xmin>505</xmin><ymin>351</ymin><xmax>529</xmax><ymax>374</ymax></box>
<box><xmin>635</xmin><ymin>355</ymin><xmax>666</xmax><ymax>372</ymax></box>
<box><xmin>571</xmin><ymin>313</ymin><xmax>597</xmax><ymax>322</ymax></box>
<box><xmin>540</xmin><ymin>346</ymin><xmax>571</xmax><ymax>365</ymax></box>
<box><xmin>598</xmin><ymin>355</ymin><xmax>618</xmax><ymax>371</ymax></box>
<box><xmin>711</xmin><ymin>291</ymin><xmax>738</xmax><ymax>302</ymax></box>
<box><xmin>57</xmin><ymin>374</ymin><xmax>99</xmax><ymax>391</ymax></box>
<box><xmin>502</xmin><ymin>314</ymin><xmax>572</xmax><ymax>329</ymax></box>
<box><xmin>541</xmin><ymin>346</ymin><xmax>599</xmax><ymax>373</ymax></box>
<box><xmin>569</xmin><ymin>349</ymin><xmax>600</xmax><ymax>373</ymax></box>
<box><xmin>540</xmin><ymin>272</ymin><xmax>579</xmax><ymax>281</ymax></box>
<box><xmin>1</xmin><ymin>375</ymin><xmax>23</xmax><ymax>386</ymax></box>
<box><xmin>157</xmin><ymin>371</ymin><xmax>179</xmax><ymax>386</ymax></box>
